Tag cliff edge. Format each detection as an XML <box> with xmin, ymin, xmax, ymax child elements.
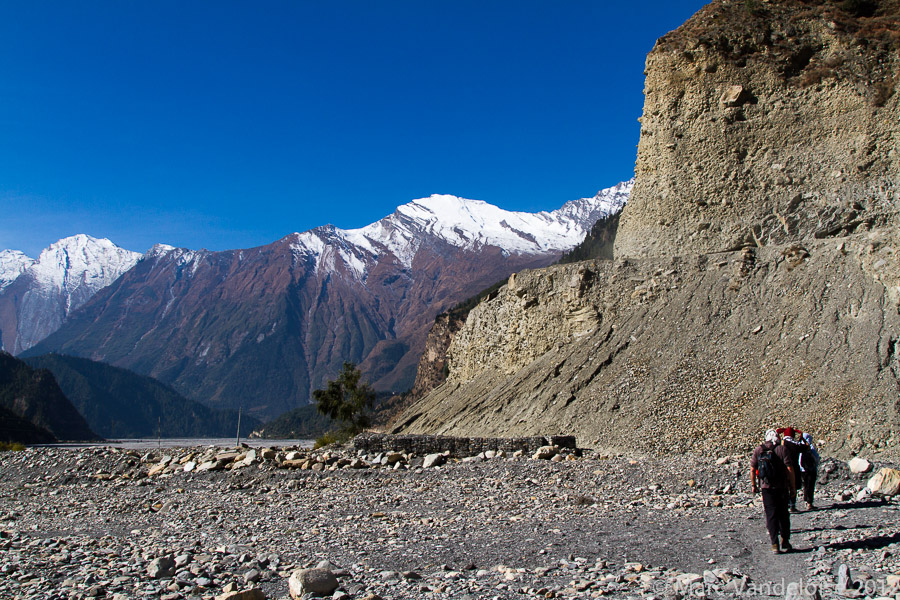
<box><xmin>617</xmin><ymin>0</ymin><xmax>900</xmax><ymax>259</ymax></box>
<box><xmin>392</xmin><ymin>0</ymin><xmax>900</xmax><ymax>459</ymax></box>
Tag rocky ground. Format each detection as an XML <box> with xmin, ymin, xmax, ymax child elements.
<box><xmin>0</xmin><ymin>444</ymin><xmax>898</xmax><ymax>600</ymax></box>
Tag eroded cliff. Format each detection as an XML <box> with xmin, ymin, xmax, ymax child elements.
<box><xmin>395</xmin><ymin>234</ymin><xmax>900</xmax><ymax>457</ymax></box>
<box><xmin>393</xmin><ymin>0</ymin><xmax>900</xmax><ymax>458</ymax></box>
<box><xmin>617</xmin><ymin>0</ymin><xmax>900</xmax><ymax>259</ymax></box>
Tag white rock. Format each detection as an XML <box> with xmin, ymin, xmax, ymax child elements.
<box><xmin>532</xmin><ymin>445</ymin><xmax>558</xmax><ymax>460</ymax></box>
<box><xmin>423</xmin><ymin>453</ymin><xmax>446</xmax><ymax>469</ymax></box>
<box><xmin>848</xmin><ymin>457</ymin><xmax>873</xmax><ymax>474</ymax></box>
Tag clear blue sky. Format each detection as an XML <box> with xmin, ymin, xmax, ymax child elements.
<box><xmin>0</xmin><ymin>1</ymin><xmax>706</xmax><ymax>258</ymax></box>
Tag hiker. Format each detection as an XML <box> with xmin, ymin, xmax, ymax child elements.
<box><xmin>751</xmin><ymin>429</ymin><xmax>798</xmax><ymax>553</ymax></box>
<box><xmin>799</xmin><ymin>432</ymin><xmax>820</xmax><ymax>509</ymax></box>
<box><xmin>779</xmin><ymin>426</ymin><xmax>805</xmax><ymax>512</ymax></box>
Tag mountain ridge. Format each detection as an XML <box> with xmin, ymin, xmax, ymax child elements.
<box><xmin>0</xmin><ymin>351</ymin><xmax>98</xmax><ymax>442</ymax></box>
<box><xmin>23</xmin><ymin>353</ymin><xmax>261</xmax><ymax>439</ymax></box>
<box><xmin>23</xmin><ymin>183</ymin><xmax>631</xmax><ymax>420</ymax></box>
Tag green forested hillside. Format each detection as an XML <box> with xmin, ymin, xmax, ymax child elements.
<box><xmin>25</xmin><ymin>354</ymin><xmax>261</xmax><ymax>439</ymax></box>
<box><xmin>0</xmin><ymin>405</ymin><xmax>56</xmax><ymax>444</ymax></box>
<box><xmin>0</xmin><ymin>352</ymin><xmax>98</xmax><ymax>442</ymax></box>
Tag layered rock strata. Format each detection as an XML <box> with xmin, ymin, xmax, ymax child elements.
<box><xmin>616</xmin><ymin>0</ymin><xmax>900</xmax><ymax>259</ymax></box>
<box><xmin>395</xmin><ymin>233</ymin><xmax>900</xmax><ymax>458</ymax></box>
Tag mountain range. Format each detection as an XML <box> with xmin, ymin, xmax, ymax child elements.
<box><xmin>8</xmin><ymin>183</ymin><xmax>630</xmax><ymax>421</ymax></box>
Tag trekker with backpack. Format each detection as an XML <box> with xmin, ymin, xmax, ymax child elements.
<box><xmin>781</xmin><ymin>427</ymin><xmax>805</xmax><ymax>512</ymax></box>
<box><xmin>750</xmin><ymin>429</ymin><xmax>798</xmax><ymax>553</ymax></box>
<box><xmin>799</xmin><ymin>432</ymin><xmax>820</xmax><ymax>509</ymax></box>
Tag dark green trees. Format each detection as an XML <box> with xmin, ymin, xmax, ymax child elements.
<box><xmin>313</xmin><ymin>362</ymin><xmax>374</xmax><ymax>443</ymax></box>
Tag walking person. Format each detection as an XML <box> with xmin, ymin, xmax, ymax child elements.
<box><xmin>799</xmin><ymin>432</ymin><xmax>820</xmax><ymax>509</ymax></box>
<box><xmin>751</xmin><ymin>429</ymin><xmax>798</xmax><ymax>553</ymax></box>
<box><xmin>780</xmin><ymin>426</ymin><xmax>804</xmax><ymax>511</ymax></box>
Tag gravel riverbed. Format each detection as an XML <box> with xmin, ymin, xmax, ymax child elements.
<box><xmin>1</xmin><ymin>445</ymin><xmax>898</xmax><ymax>600</ymax></box>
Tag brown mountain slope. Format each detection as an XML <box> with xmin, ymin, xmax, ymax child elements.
<box><xmin>27</xmin><ymin>237</ymin><xmax>562</xmax><ymax>420</ymax></box>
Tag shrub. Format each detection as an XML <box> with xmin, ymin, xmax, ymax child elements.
<box><xmin>313</xmin><ymin>431</ymin><xmax>345</xmax><ymax>449</ymax></box>
<box><xmin>313</xmin><ymin>362</ymin><xmax>374</xmax><ymax>442</ymax></box>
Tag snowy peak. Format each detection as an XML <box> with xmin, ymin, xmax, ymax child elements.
<box><xmin>0</xmin><ymin>250</ymin><xmax>35</xmax><ymax>292</ymax></box>
<box><xmin>554</xmin><ymin>179</ymin><xmax>633</xmax><ymax>223</ymax></box>
<box><xmin>290</xmin><ymin>180</ymin><xmax>632</xmax><ymax>277</ymax></box>
<box><xmin>0</xmin><ymin>235</ymin><xmax>142</xmax><ymax>354</ymax></box>
<box><xmin>30</xmin><ymin>234</ymin><xmax>142</xmax><ymax>294</ymax></box>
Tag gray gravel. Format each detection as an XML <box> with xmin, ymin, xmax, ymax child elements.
<box><xmin>1</xmin><ymin>445</ymin><xmax>898</xmax><ymax>599</ymax></box>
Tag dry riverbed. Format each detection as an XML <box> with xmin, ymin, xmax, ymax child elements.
<box><xmin>1</xmin><ymin>445</ymin><xmax>898</xmax><ymax>600</ymax></box>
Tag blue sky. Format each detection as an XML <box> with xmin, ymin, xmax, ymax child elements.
<box><xmin>1</xmin><ymin>1</ymin><xmax>706</xmax><ymax>258</ymax></box>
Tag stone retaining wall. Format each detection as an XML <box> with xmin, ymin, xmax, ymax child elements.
<box><xmin>353</xmin><ymin>433</ymin><xmax>576</xmax><ymax>457</ymax></box>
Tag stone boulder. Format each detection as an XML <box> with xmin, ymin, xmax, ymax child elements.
<box><xmin>147</xmin><ymin>556</ymin><xmax>175</xmax><ymax>579</ymax></box>
<box><xmin>867</xmin><ymin>468</ymin><xmax>900</xmax><ymax>497</ymax></box>
<box><xmin>533</xmin><ymin>446</ymin><xmax>559</xmax><ymax>460</ymax></box>
<box><xmin>848</xmin><ymin>457</ymin><xmax>873</xmax><ymax>474</ymax></box>
<box><xmin>288</xmin><ymin>568</ymin><xmax>339</xmax><ymax>598</ymax></box>
<box><xmin>215</xmin><ymin>588</ymin><xmax>266</xmax><ymax>600</ymax></box>
<box><xmin>422</xmin><ymin>453</ymin><xmax>446</xmax><ymax>469</ymax></box>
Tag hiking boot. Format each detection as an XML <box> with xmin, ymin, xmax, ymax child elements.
<box><xmin>789</xmin><ymin>503</ymin><xmax>799</xmax><ymax>513</ymax></box>
<box><xmin>781</xmin><ymin>540</ymin><xmax>793</xmax><ymax>553</ymax></box>
<box><xmin>771</xmin><ymin>543</ymin><xmax>781</xmax><ymax>554</ymax></box>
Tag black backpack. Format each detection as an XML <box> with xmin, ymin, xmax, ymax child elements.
<box><xmin>757</xmin><ymin>446</ymin><xmax>778</xmax><ymax>485</ymax></box>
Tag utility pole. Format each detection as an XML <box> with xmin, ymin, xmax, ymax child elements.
<box><xmin>235</xmin><ymin>406</ymin><xmax>242</xmax><ymax>448</ymax></box>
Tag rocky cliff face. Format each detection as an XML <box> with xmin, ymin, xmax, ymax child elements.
<box><xmin>616</xmin><ymin>0</ymin><xmax>900</xmax><ymax>259</ymax></box>
<box><xmin>407</xmin><ymin>312</ymin><xmax>466</xmax><ymax>401</ymax></box>
<box><xmin>395</xmin><ymin>235</ymin><xmax>900</xmax><ymax>458</ymax></box>
<box><xmin>394</xmin><ymin>0</ymin><xmax>900</xmax><ymax>459</ymax></box>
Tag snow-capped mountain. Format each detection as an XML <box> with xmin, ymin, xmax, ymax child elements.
<box><xmin>0</xmin><ymin>235</ymin><xmax>141</xmax><ymax>353</ymax></box>
<box><xmin>294</xmin><ymin>181</ymin><xmax>632</xmax><ymax>280</ymax></box>
<box><xmin>25</xmin><ymin>182</ymin><xmax>631</xmax><ymax>419</ymax></box>
<box><xmin>0</xmin><ymin>250</ymin><xmax>36</xmax><ymax>292</ymax></box>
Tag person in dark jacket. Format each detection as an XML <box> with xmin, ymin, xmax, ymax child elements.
<box><xmin>799</xmin><ymin>432</ymin><xmax>820</xmax><ymax>509</ymax></box>
<box><xmin>751</xmin><ymin>429</ymin><xmax>798</xmax><ymax>553</ymax></box>
<box><xmin>781</xmin><ymin>426</ymin><xmax>805</xmax><ymax>512</ymax></box>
